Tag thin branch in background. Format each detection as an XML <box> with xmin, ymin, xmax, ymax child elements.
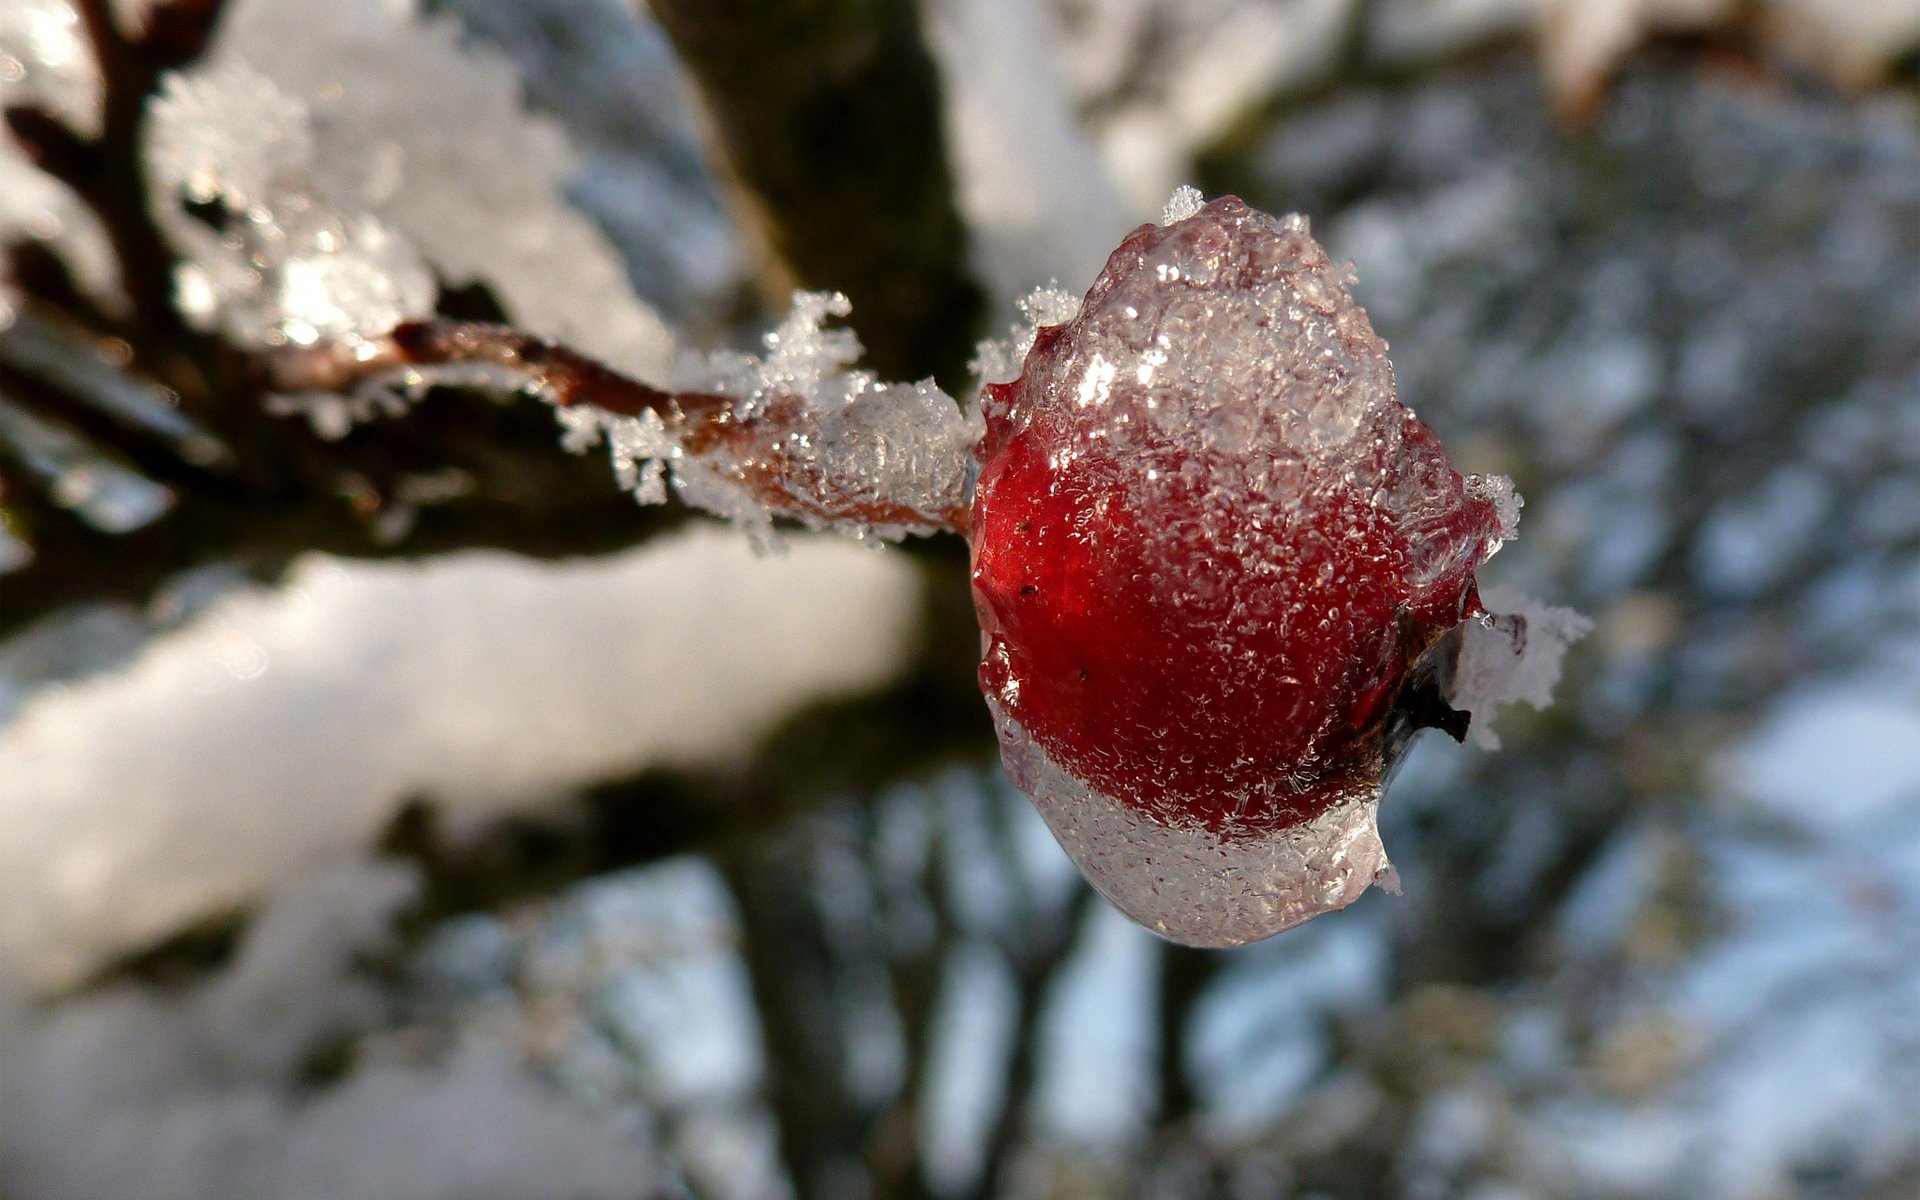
<box><xmin>1154</xmin><ymin>944</ymin><xmax>1219</xmax><ymax>1129</ymax></box>
<box><xmin>0</xmin><ymin>305</ymin><xmax>233</xmax><ymax>476</ymax></box>
<box><xmin>643</xmin><ymin>0</ymin><xmax>982</xmax><ymax>386</ymax></box>
<box><xmin>66</xmin><ymin>0</ymin><xmax>207</xmax><ymax>357</ymax></box>
<box><xmin>716</xmin><ymin>831</ymin><xmax>869</xmax><ymax>1200</ymax></box>
<box><xmin>967</xmin><ymin>883</ymin><xmax>1096</xmax><ymax>1200</ymax></box>
<box><xmin>861</xmin><ymin>805</ymin><xmax>949</xmax><ymax>1200</ymax></box>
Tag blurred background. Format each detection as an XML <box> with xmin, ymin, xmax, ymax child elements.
<box><xmin>4</xmin><ymin>1</ymin><xmax>1920</xmax><ymax>1197</ymax></box>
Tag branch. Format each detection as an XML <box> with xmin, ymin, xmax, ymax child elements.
<box><xmin>1154</xmin><ymin>944</ymin><xmax>1221</xmax><ymax>1127</ymax></box>
<box><xmin>69</xmin><ymin>0</ymin><xmax>203</xmax><ymax>355</ymax></box>
<box><xmin>644</xmin><ymin>0</ymin><xmax>982</xmax><ymax>385</ymax></box>
<box><xmin>968</xmin><ymin>884</ymin><xmax>1095</xmax><ymax>1200</ymax></box>
<box><xmin>716</xmin><ymin>833</ymin><xmax>866</xmax><ymax>1200</ymax></box>
<box><xmin>273</xmin><ymin>319</ymin><xmax>970</xmax><ymax>536</ymax></box>
<box><xmin>0</xmin><ymin>374</ymin><xmax>693</xmax><ymax>641</ymax></box>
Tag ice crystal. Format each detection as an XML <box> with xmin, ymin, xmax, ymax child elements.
<box><xmin>0</xmin><ymin>527</ymin><xmax>921</xmax><ymax>988</ymax></box>
<box><xmin>566</xmin><ymin>291</ymin><xmax>978</xmax><ymax>544</ymax></box>
<box><xmin>1160</xmin><ymin>183</ymin><xmax>1206</xmax><ymax>224</ymax></box>
<box><xmin>1449</xmin><ymin>584</ymin><xmax>1594</xmax><ymax>750</ymax></box>
<box><xmin>970</xmin><ymin>285</ymin><xmax>1084</xmax><ymax>387</ymax></box>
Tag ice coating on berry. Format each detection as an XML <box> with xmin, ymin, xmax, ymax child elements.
<box><xmin>989</xmin><ymin>699</ymin><xmax>1397</xmax><ymax>947</ymax></box>
<box><xmin>970</xmin><ymin>195</ymin><xmax>1513</xmax><ymax>946</ymax></box>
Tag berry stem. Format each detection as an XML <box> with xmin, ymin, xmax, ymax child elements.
<box><xmin>270</xmin><ymin>320</ymin><xmax>971</xmax><ymax>536</ymax></box>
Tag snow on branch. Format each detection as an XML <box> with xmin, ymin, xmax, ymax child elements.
<box><xmin>267</xmin><ymin>299</ymin><xmax>978</xmax><ymax>543</ymax></box>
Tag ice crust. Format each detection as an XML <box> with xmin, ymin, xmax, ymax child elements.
<box><xmin>990</xmin><ymin>700</ymin><xmax>1395</xmax><ymax>947</ymax></box>
<box><xmin>980</xmin><ymin>197</ymin><xmax>1510</xmax><ymax>531</ymax></box>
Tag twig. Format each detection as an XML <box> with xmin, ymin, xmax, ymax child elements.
<box><xmin>967</xmin><ymin>883</ymin><xmax>1096</xmax><ymax>1200</ymax></box>
<box><xmin>69</xmin><ymin>0</ymin><xmax>195</xmax><ymax>350</ymax></box>
<box><xmin>272</xmin><ymin>319</ymin><xmax>970</xmax><ymax>535</ymax></box>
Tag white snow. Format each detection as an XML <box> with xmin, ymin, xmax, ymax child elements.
<box><xmin>0</xmin><ymin>526</ymin><xmax>921</xmax><ymax>991</ymax></box>
<box><xmin>0</xmin><ymin>136</ymin><xmax>120</xmax><ymax>325</ymax></box>
<box><xmin>131</xmin><ymin>0</ymin><xmax>676</xmax><ymax>373</ymax></box>
<box><xmin>143</xmin><ymin>59</ymin><xmax>433</xmax><ymax>349</ymax></box>
<box><xmin>197</xmin><ymin>0</ymin><xmax>675</xmax><ymax>379</ymax></box>
<box><xmin>0</xmin><ymin>2</ymin><xmax>118</xmax><ymax>323</ymax></box>
<box><xmin>923</xmin><ymin>0</ymin><xmax>1135</xmax><ymax>306</ymax></box>
<box><xmin>0</xmin><ymin>861</ymin><xmax>665</xmax><ymax>1200</ymax></box>
<box><xmin>0</xmin><ymin>0</ymin><xmax>99</xmax><ymax>135</ymax></box>
<box><xmin>1450</xmin><ymin>584</ymin><xmax>1594</xmax><ymax>750</ymax></box>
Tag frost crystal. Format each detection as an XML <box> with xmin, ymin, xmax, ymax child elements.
<box><xmin>971</xmin><ymin>285</ymin><xmax>1084</xmax><ymax>387</ymax></box>
<box><xmin>1160</xmin><ymin>183</ymin><xmax>1206</xmax><ymax>224</ymax></box>
<box><xmin>1449</xmin><ymin>584</ymin><xmax>1594</xmax><ymax>750</ymax></box>
<box><xmin>568</xmin><ymin>291</ymin><xmax>977</xmax><ymax>544</ymax></box>
<box><xmin>0</xmin><ymin>0</ymin><xmax>101</xmax><ymax>136</ymax></box>
<box><xmin>972</xmin><ymin>193</ymin><xmax>1519</xmax><ymax>945</ymax></box>
<box><xmin>703</xmin><ymin>290</ymin><xmax>866</xmax><ymax>415</ymax></box>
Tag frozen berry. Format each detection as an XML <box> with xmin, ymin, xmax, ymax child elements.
<box><xmin>970</xmin><ymin>196</ymin><xmax>1515</xmax><ymax>946</ymax></box>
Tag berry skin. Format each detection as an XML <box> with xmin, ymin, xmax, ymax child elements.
<box><xmin>969</xmin><ymin>197</ymin><xmax>1513</xmax><ymax>947</ymax></box>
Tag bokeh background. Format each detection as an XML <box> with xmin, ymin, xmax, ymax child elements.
<box><xmin>4</xmin><ymin>1</ymin><xmax>1920</xmax><ymax>1198</ymax></box>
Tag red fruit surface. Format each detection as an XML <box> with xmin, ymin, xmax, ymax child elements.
<box><xmin>969</xmin><ymin>197</ymin><xmax>1514</xmax><ymax>944</ymax></box>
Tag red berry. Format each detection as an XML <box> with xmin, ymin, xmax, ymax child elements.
<box><xmin>969</xmin><ymin>196</ymin><xmax>1512</xmax><ymax>946</ymax></box>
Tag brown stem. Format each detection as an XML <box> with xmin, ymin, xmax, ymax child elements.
<box><xmin>137</xmin><ymin>0</ymin><xmax>231</xmax><ymax>70</ymax></box>
<box><xmin>273</xmin><ymin>319</ymin><xmax>970</xmax><ymax>536</ymax></box>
